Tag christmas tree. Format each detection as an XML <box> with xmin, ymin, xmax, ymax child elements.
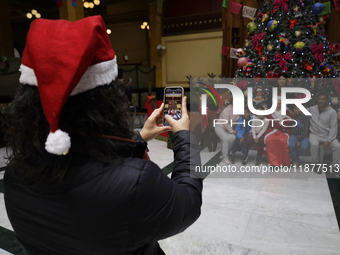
<box><xmin>234</xmin><ymin>0</ymin><xmax>340</xmax><ymax>105</ymax></box>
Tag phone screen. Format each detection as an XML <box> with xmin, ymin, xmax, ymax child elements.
<box><xmin>163</xmin><ymin>87</ymin><xmax>183</xmax><ymax>127</ymax></box>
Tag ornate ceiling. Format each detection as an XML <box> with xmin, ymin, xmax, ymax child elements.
<box><xmin>8</xmin><ymin>0</ymin><xmax>135</xmax><ymax>26</ymax></box>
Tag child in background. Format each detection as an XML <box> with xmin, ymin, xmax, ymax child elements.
<box><xmin>215</xmin><ymin>98</ymin><xmax>240</xmax><ymax>165</ymax></box>
<box><xmin>289</xmin><ymin>105</ymin><xmax>310</xmax><ymax>166</ymax></box>
<box><xmin>230</xmin><ymin>107</ymin><xmax>252</xmax><ymax>164</ymax></box>
<box><xmin>246</xmin><ymin>105</ymin><xmax>269</xmax><ymax>165</ymax></box>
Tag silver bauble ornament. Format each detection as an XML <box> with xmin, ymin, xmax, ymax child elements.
<box><xmin>331</xmin><ymin>97</ymin><xmax>339</xmax><ymax>106</ymax></box>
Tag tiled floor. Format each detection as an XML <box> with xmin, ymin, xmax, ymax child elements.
<box><xmin>0</xmin><ymin>136</ymin><xmax>340</xmax><ymax>255</ymax></box>
<box><xmin>159</xmin><ymin>150</ymin><xmax>340</xmax><ymax>255</ymax></box>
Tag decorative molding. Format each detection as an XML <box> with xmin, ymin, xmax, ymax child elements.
<box><xmin>163</xmin><ymin>12</ymin><xmax>222</xmax><ymax>36</ymax></box>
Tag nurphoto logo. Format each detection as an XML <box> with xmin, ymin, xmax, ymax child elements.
<box><xmin>200</xmin><ymin>84</ymin><xmax>311</xmax><ymax>128</ymax></box>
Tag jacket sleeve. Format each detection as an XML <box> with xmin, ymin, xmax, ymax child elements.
<box><xmin>297</xmin><ymin>116</ymin><xmax>310</xmax><ymax>141</ymax></box>
<box><xmin>328</xmin><ymin>110</ymin><xmax>338</xmax><ymax>143</ymax></box>
<box><xmin>220</xmin><ymin>106</ymin><xmax>234</xmax><ymax>133</ymax></box>
<box><xmin>130</xmin><ymin>130</ymin><xmax>203</xmax><ymax>247</ymax></box>
<box><xmin>133</xmin><ymin>130</ymin><xmax>149</xmax><ymax>152</ymax></box>
<box><xmin>243</xmin><ymin>117</ymin><xmax>252</xmax><ymax>138</ymax></box>
<box><xmin>251</xmin><ymin>124</ymin><xmax>256</xmax><ymax>139</ymax></box>
<box><xmin>235</xmin><ymin>117</ymin><xmax>245</xmax><ymax>139</ymax></box>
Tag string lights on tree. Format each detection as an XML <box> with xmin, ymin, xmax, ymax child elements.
<box><xmin>83</xmin><ymin>0</ymin><xmax>100</xmax><ymax>9</ymax></box>
<box><xmin>141</xmin><ymin>22</ymin><xmax>149</xmax><ymax>30</ymax></box>
<box><xmin>26</xmin><ymin>9</ymin><xmax>41</xmax><ymax>19</ymax></box>
<box><xmin>233</xmin><ymin>0</ymin><xmax>340</xmax><ymax>106</ymax></box>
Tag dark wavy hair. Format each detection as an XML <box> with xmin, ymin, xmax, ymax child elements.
<box><xmin>317</xmin><ymin>91</ymin><xmax>329</xmax><ymax>100</ymax></box>
<box><xmin>5</xmin><ymin>78</ymin><xmax>135</xmax><ymax>183</ymax></box>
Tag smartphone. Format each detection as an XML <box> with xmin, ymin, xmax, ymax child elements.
<box><xmin>163</xmin><ymin>87</ymin><xmax>184</xmax><ymax>127</ymax></box>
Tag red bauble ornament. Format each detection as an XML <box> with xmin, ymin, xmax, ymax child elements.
<box><xmin>266</xmin><ymin>71</ymin><xmax>279</xmax><ymax>78</ymax></box>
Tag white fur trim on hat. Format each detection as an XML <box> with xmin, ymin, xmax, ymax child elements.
<box><xmin>45</xmin><ymin>129</ymin><xmax>71</xmax><ymax>155</ymax></box>
<box><xmin>71</xmin><ymin>57</ymin><xmax>118</xmax><ymax>95</ymax></box>
<box><xmin>19</xmin><ymin>56</ymin><xmax>118</xmax><ymax>95</ymax></box>
<box><xmin>19</xmin><ymin>64</ymin><xmax>38</xmax><ymax>86</ymax></box>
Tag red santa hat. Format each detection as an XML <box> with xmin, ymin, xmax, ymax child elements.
<box><xmin>19</xmin><ymin>16</ymin><xmax>118</xmax><ymax>155</ymax></box>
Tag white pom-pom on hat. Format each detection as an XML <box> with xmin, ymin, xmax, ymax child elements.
<box><xmin>45</xmin><ymin>130</ymin><xmax>71</xmax><ymax>155</ymax></box>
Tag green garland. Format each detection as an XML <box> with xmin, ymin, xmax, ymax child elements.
<box><xmin>120</xmin><ymin>66</ymin><xmax>155</xmax><ymax>74</ymax></box>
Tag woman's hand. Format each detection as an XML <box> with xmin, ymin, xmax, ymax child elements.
<box><xmin>140</xmin><ymin>103</ymin><xmax>172</xmax><ymax>142</ymax></box>
<box><xmin>164</xmin><ymin>96</ymin><xmax>190</xmax><ymax>134</ymax></box>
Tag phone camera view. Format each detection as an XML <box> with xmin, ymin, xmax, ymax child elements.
<box><xmin>164</xmin><ymin>88</ymin><xmax>182</xmax><ymax>127</ymax></box>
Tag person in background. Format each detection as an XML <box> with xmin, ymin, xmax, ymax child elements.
<box><xmin>246</xmin><ymin>105</ymin><xmax>269</xmax><ymax>165</ymax></box>
<box><xmin>309</xmin><ymin>91</ymin><xmax>340</xmax><ymax>169</ymax></box>
<box><xmin>289</xmin><ymin>105</ymin><xmax>310</xmax><ymax>167</ymax></box>
<box><xmin>4</xmin><ymin>16</ymin><xmax>203</xmax><ymax>255</ymax></box>
<box><xmin>265</xmin><ymin>97</ymin><xmax>293</xmax><ymax>166</ymax></box>
<box><xmin>230</xmin><ymin>107</ymin><xmax>252</xmax><ymax>164</ymax></box>
<box><xmin>266</xmin><ymin>75</ymin><xmax>294</xmax><ymax>111</ymax></box>
<box><xmin>215</xmin><ymin>97</ymin><xmax>240</xmax><ymax>165</ymax></box>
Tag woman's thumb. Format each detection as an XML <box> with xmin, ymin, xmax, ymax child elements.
<box><xmin>164</xmin><ymin>115</ymin><xmax>175</xmax><ymax>126</ymax></box>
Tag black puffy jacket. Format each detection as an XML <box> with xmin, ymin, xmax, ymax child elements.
<box><xmin>4</xmin><ymin>130</ymin><xmax>202</xmax><ymax>255</ymax></box>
